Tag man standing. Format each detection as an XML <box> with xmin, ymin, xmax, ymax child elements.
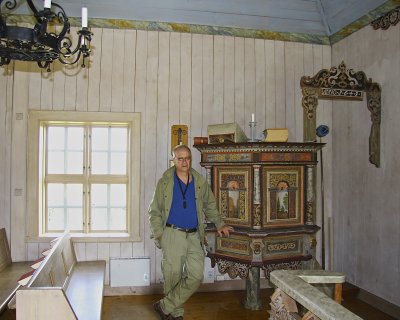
<box><xmin>148</xmin><ymin>144</ymin><xmax>233</xmax><ymax>320</ymax></box>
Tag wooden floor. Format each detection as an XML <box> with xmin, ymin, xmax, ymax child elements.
<box><xmin>100</xmin><ymin>289</ymin><xmax>397</xmax><ymax>320</ymax></box>
<box><xmin>0</xmin><ymin>288</ymin><xmax>396</xmax><ymax>319</ymax></box>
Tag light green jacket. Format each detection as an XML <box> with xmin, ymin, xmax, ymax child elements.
<box><xmin>148</xmin><ymin>167</ymin><xmax>225</xmax><ymax>248</ymax></box>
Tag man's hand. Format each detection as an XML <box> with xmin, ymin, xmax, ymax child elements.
<box><xmin>217</xmin><ymin>225</ymin><xmax>234</xmax><ymax>237</ymax></box>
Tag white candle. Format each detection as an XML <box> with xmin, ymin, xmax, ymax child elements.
<box><xmin>82</xmin><ymin>7</ymin><xmax>88</xmax><ymax>28</ymax></box>
<box><xmin>251</xmin><ymin>113</ymin><xmax>255</xmax><ymax>122</ymax></box>
<box><xmin>44</xmin><ymin>0</ymin><xmax>51</xmax><ymax>9</ymax></box>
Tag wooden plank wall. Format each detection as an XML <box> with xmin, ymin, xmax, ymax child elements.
<box><xmin>0</xmin><ymin>27</ymin><xmax>331</xmax><ymax>285</ymax></box>
<box><xmin>331</xmin><ymin>23</ymin><xmax>400</xmax><ymax>307</ymax></box>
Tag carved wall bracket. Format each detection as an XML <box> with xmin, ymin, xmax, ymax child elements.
<box><xmin>371</xmin><ymin>6</ymin><xmax>400</xmax><ymax>30</ymax></box>
<box><xmin>300</xmin><ymin>61</ymin><xmax>381</xmax><ymax>167</ymax></box>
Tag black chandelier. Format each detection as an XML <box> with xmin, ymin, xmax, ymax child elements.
<box><xmin>0</xmin><ymin>0</ymin><xmax>92</xmax><ymax>71</ymax></box>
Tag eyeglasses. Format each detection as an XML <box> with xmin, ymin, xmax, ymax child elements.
<box><xmin>176</xmin><ymin>157</ymin><xmax>191</xmax><ymax>162</ymax></box>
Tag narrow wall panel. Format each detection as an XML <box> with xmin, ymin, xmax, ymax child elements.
<box><xmin>28</xmin><ymin>64</ymin><xmax>42</xmax><ymax>109</ymax></box>
<box><xmin>202</xmin><ymin>35</ymin><xmax>214</xmax><ymax>128</ymax></box>
<box><xmin>255</xmin><ymin>39</ymin><xmax>266</xmax><ymax>135</ymax></box>
<box><xmin>87</xmin><ymin>28</ymin><xmax>103</xmax><ymax>112</ymax></box>
<box><xmin>122</xmin><ymin>30</ymin><xmax>137</xmax><ymax>113</ymax></box>
<box><xmin>99</xmin><ymin>28</ymin><xmax>114</xmax><ymax>112</ymax></box>
<box><xmin>168</xmin><ymin>32</ymin><xmax>181</xmax><ymax>138</ymax></box>
<box><xmin>143</xmin><ymin>31</ymin><xmax>159</xmax><ymax>261</ymax></box>
<box><xmin>52</xmin><ymin>61</ymin><xmax>66</xmax><ymax>111</ymax></box>
<box><xmin>76</xmin><ymin>66</ymin><xmax>89</xmax><ymax>112</ymax></box>
<box><xmin>180</xmin><ymin>33</ymin><xmax>192</xmax><ymax>127</ymax></box>
<box><xmin>244</xmin><ymin>38</ymin><xmax>256</xmax><ymax>136</ymax></box>
<box><xmin>111</xmin><ymin>30</ymin><xmax>125</xmax><ymax>112</ymax></box>
<box><xmin>234</xmin><ymin>37</ymin><xmax>245</xmax><ymax>130</ymax></box>
<box><xmin>213</xmin><ymin>35</ymin><xmax>224</xmax><ymax>125</ymax></box>
<box><xmin>265</xmin><ymin>40</ymin><xmax>276</xmax><ymax>128</ymax></box>
<box><xmin>274</xmin><ymin>41</ymin><xmax>285</xmax><ymax>128</ymax></box>
<box><xmin>63</xmin><ymin>27</ymin><xmax>80</xmax><ymax>111</ymax></box>
<box><xmin>223</xmin><ymin>37</ymin><xmax>235</xmax><ymax>123</ymax></box>
<box><xmin>284</xmin><ymin>41</ymin><xmax>296</xmax><ymax>141</ymax></box>
<box><xmin>10</xmin><ymin>61</ymin><xmax>29</xmax><ymax>261</ymax></box>
<box><xmin>293</xmin><ymin>42</ymin><xmax>305</xmax><ymax>142</ymax></box>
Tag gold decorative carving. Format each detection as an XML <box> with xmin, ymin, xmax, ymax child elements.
<box><xmin>218</xmin><ymin>237</ymin><xmax>250</xmax><ymax>255</ymax></box>
<box><xmin>301</xmin><ymin>61</ymin><xmax>381</xmax><ymax>167</ymax></box>
<box><xmin>216</xmin><ymin>258</ymin><xmax>249</xmax><ymax>279</ymax></box>
<box><xmin>305</xmin><ymin>201</ymin><xmax>313</xmax><ymax>225</ymax></box>
<box><xmin>253</xmin><ymin>204</ymin><xmax>261</xmax><ymax>227</ymax></box>
<box><xmin>263</xmin><ymin>261</ymin><xmax>302</xmax><ymax>280</ymax></box>
<box><xmin>269</xmin><ymin>288</ymin><xmax>300</xmax><ymax>320</ymax></box>
<box><xmin>267</xmin><ymin>242</ymin><xmax>296</xmax><ymax>252</ymax></box>
<box><xmin>250</xmin><ymin>240</ymin><xmax>264</xmax><ymax>256</ymax></box>
<box><xmin>371</xmin><ymin>7</ymin><xmax>400</xmax><ymax>30</ymax></box>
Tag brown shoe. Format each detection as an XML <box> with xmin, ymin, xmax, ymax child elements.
<box><xmin>153</xmin><ymin>301</ymin><xmax>171</xmax><ymax>320</ymax></box>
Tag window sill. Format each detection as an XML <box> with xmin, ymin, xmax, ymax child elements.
<box><xmin>26</xmin><ymin>233</ymin><xmax>141</xmax><ymax>243</ymax></box>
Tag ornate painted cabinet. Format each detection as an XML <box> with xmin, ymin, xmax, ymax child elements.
<box><xmin>194</xmin><ymin>142</ymin><xmax>324</xmax><ymax>309</ymax></box>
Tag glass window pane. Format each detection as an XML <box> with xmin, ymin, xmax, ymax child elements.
<box><xmin>48</xmin><ymin>208</ymin><xmax>65</xmax><ymax>230</ymax></box>
<box><xmin>110</xmin><ymin>184</ymin><xmax>126</xmax><ymax>206</ymax></box>
<box><xmin>90</xmin><ymin>184</ymin><xmax>127</xmax><ymax>231</ymax></box>
<box><xmin>91</xmin><ymin>127</ymin><xmax>128</xmax><ymax>175</ymax></box>
<box><xmin>47</xmin><ymin>184</ymin><xmax>64</xmax><ymax>206</ymax></box>
<box><xmin>92</xmin><ymin>128</ymin><xmax>109</xmax><ymax>150</ymax></box>
<box><xmin>91</xmin><ymin>184</ymin><xmax>108</xmax><ymax>207</ymax></box>
<box><xmin>67</xmin><ymin>127</ymin><xmax>84</xmax><ymax>150</ymax></box>
<box><xmin>91</xmin><ymin>208</ymin><xmax>107</xmax><ymax>230</ymax></box>
<box><xmin>47</xmin><ymin>184</ymin><xmax>83</xmax><ymax>232</ymax></box>
<box><xmin>67</xmin><ymin>208</ymin><xmax>83</xmax><ymax>231</ymax></box>
<box><xmin>66</xmin><ymin>184</ymin><xmax>83</xmax><ymax>206</ymax></box>
<box><xmin>110</xmin><ymin>128</ymin><xmax>127</xmax><ymax>151</ymax></box>
<box><xmin>110</xmin><ymin>208</ymin><xmax>126</xmax><ymax>230</ymax></box>
<box><xmin>48</xmin><ymin>127</ymin><xmax>65</xmax><ymax>149</ymax></box>
<box><xmin>110</xmin><ymin>153</ymin><xmax>126</xmax><ymax>174</ymax></box>
<box><xmin>91</xmin><ymin>151</ymin><xmax>108</xmax><ymax>174</ymax></box>
<box><xmin>47</xmin><ymin>126</ymin><xmax>84</xmax><ymax>174</ymax></box>
<box><xmin>67</xmin><ymin>151</ymin><xmax>83</xmax><ymax>174</ymax></box>
<box><xmin>48</xmin><ymin>151</ymin><xmax>65</xmax><ymax>174</ymax></box>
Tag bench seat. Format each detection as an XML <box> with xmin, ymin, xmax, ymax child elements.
<box><xmin>65</xmin><ymin>261</ymin><xmax>106</xmax><ymax>320</ymax></box>
<box><xmin>0</xmin><ymin>261</ymin><xmax>32</xmax><ymax>312</ymax></box>
<box><xmin>0</xmin><ymin>228</ymin><xmax>32</xmax><ymax>314</ymax></box>
<box><xmin>16</xmin><ymin>233</ymin><xmax>106</xmax><ymax>320</ymax></box>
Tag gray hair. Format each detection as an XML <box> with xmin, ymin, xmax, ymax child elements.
<box><xmin>171</xmin><ymin>144</ymin><xmax>191</xmax><ymax>159</ymax></box>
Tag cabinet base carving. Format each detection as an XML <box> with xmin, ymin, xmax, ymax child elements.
<box><xmin>216</xmin><ymin>258</ymin><xmax>250</xmax><ymax>279</ymax></box>
<box><xmin>263</xmin><ymin>261</ymin><xmax>302</xmax><ymax>280</ymax></box>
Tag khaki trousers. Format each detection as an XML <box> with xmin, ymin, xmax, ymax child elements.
<box><xmin>160</xmin><ymin>226</ymin><xmax>205</xmax><ymax>317</ymax></box>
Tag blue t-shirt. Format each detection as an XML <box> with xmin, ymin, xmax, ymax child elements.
<box><xmin>167</xmin><ymin>173</ymin><xmax>198</xmax><ymax>229</ymax></box>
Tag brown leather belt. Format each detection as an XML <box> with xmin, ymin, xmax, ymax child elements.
<box><xmin>166</xmin><ymin>223</ymin><xmax>197</xmax><ymax>233</ymax></box>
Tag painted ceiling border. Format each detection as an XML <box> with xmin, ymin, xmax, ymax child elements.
<box><xmin>6</xmin><ymin>0</ymin><xmax>399</xmax><ymax>46</ymax></box>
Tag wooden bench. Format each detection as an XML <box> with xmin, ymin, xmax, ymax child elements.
<box><xmin>16</xmin><ymin>232</ymin><xmax>106</xmax><ymax>320</ymax></box>
<box><xmin>0</xmin><ymin>228</ymin><xmax>32</xmax><ymax>314</ymax></box>
<box><xmin>269</xmin><ymin>270</ymin><xmax>362</xmax><ymax>320</ymax></box>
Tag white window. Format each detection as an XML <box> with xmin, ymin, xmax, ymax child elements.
<box><xmin>27</xmin><ymin>111</ymin><xmax>141</xmax><ymax>241</ymax></box>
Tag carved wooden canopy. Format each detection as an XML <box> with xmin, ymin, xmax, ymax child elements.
<box><xmin>300</xmin><ymin>61</ymin><xmax>381</xmax><ymax>167</ymax></box>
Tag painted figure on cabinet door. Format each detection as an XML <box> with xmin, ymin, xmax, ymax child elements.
<box><xmin>214</xmin><ymin>166</ymin><xmax>252</xmax><ymax>227</ymax></box>
<box><xmin>263</xmin><ymin>167</ymin><xmax>304</xmax><ymax>227</ymax></box>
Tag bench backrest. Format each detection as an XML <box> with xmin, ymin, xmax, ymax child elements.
<box><xmin>0</xmin><ymin>228</ymin><xmax>12</xmax><ymax>272</ymax></box>
<box><xmin>28</xmin><ymin>233</ymin><xmax>77</xmax><ymax>288</ymax></box>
